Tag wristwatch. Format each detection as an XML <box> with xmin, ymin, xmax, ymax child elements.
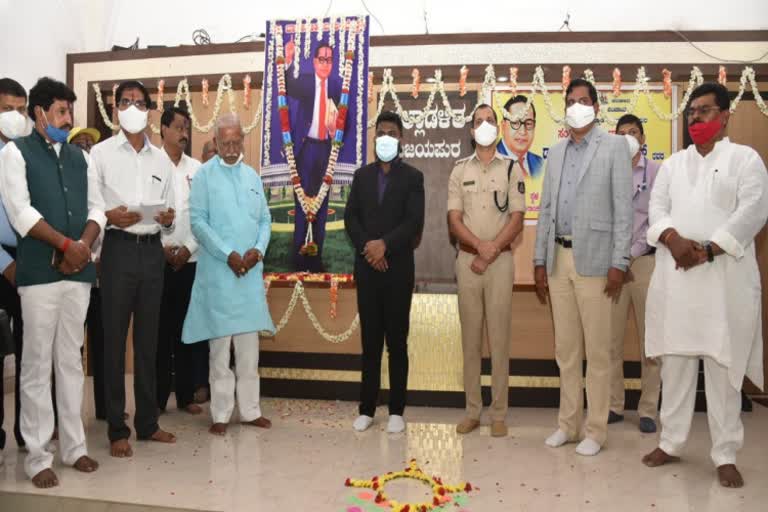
<box><xmin>704</xmin><ymin>241</ymin><xmax>715</xmax><ymax>263</ymax></box>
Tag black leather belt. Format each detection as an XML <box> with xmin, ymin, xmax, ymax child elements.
<box><xmin>106</xmin><ymin>229</ymin><xmax>161</xmax><ymax>244</ymax></box>
<box><xmin>645</xmin><ymin>247</ymin><xmax>657</xmax><ymax>256</ymax></box>
<box><xmin>555</xmin><ymin>236</ymin><xmax>573</xmax><ymax>248</ymax></box>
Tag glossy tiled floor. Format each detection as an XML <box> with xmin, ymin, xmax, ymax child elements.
<box><xmin>1</xmin><ymin>380</ymin><xmax>767</xmax><ymax>512</ymax></box>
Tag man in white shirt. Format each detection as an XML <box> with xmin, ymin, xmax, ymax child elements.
<box><xmin>0</xmin><ymin>77</ymin><xmax>103</xmax><ymax>488</ymax></box>
<box><xmin>89</xmin><ymin>80</ymin><xmax>177</xmax><ymax>458</ymax></box>
<box><xmin>642</xmin><ymin>82</ymin><xmax>768</xmax><ymax>488</ymax></box>
<box><xmin>156</xmin><ymin>107</ymin><xmax>205</xmax><ymax>415</ymax></box>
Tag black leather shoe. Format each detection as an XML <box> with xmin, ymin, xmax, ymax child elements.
<box><xmin>608</xmin><ymin>411</ymin><xmax>624</xmax><ymax>424</ymax></box>
<box><xmin>639</xmin><ymin>417</ymin><xmax>657</xmax><ymax>433</ymax></box>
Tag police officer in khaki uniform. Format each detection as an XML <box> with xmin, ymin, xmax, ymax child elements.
<box><xmin>448</xmin><ymin>104</ymin><xmax>525</xmax><ymax>437</ymax></box>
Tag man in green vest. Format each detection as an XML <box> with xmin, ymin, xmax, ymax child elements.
<box><xmin>0</xmin><ymin>77</ymin><xmax>106</xmax><ymax>488</ymax></box>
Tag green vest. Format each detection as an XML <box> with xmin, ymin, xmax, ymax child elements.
<box><xmin>13</xmin><ymin>131</ymin><xmax>96</xmax><ymax>287</ymax></box>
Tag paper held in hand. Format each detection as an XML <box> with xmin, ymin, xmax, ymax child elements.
<box><xmin>127</xmin><ymin>200</ymin><xmax>166</xmax><ymax>226</ymax></box>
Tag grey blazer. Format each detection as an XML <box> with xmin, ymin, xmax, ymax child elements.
<box><xmin>534</xmin><ymin>127</ymin><xmax>633</xmax><ymax>276</ymax></box>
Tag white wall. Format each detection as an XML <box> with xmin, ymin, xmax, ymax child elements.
<box><xmin>1</xmin><ymin>0</ymin><xmax>767</xmax><ymax>91</ymax></box>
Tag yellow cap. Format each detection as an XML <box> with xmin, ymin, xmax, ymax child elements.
<box><xmin>67</xmin><ymin>127</ymin><xmax>101</xmax><ymax>144</ymax></box>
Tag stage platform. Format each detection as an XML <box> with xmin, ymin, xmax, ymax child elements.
<box><xmin>1</xmin><ymin>378</ymin><xmax>767</xmax><ymax>512</ymax></box>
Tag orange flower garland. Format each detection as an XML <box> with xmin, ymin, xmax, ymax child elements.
<box><xmin>329</xmin><ymin>276</ymin><xmax>339</xmax><ymax>319</ymax></box>
<box><xmin>157</xmin><ymin>79</ymin><xmax>165</xmax><ymax>112</ymax></box>
<box><xmin>202</xmin><ymin>78</ymin><xmax>210</xmax><ymax>107</ymax></box>
<box><xmin>561</xmin><ymin>65</ymin><xmax>571</xmax><ymax>92</ymax></box>
<box><xmin>368</xmin><ymin>71</ymin><xmax>374</xmax><ymax>102</ymax></box>
<box><xmin>718</xmin><ymin>65</ymin><xmax>727</xmax><ymax>86</ymax></box>
<box><xmin>509</xmin><ymin>66</ymin><xmax>518</xmax><ymax>96</ymax></box>
<box><xmin>243</xmin><ymin>74</ymin><xmax>252</xmax><ymax>109</ymax></box>
<box><xmin>662</xmin><ymin>69</ymin><xmax>673</xmax><ymax>98</ymax></box>
<box><xmin>458</xmin><ymin>66</ymin><xmax>468</xmax><ymax>97</ymax></box>
<box><xmin>612</xmin><ymin>67</ymin><xmax>622</xmax><ymax>96</ymax></box>
<box><xmin>345</xmin><ymin>459</ymin><xmax>474</xmax><ymax>512</ymax></box>
<box><xmin>411</xmin><ymin>68</ymin><xmax>421</xmax><ymax>99</ymax></box>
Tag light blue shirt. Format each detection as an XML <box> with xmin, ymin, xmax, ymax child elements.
<box><xmin>181</xmin><ymin>156</ymin><xmax>275</xmax><ymax>344</ymax></box>
<box><xmin>0</xmin><ymin>139</ymin><xmax>18</xmax><ymax>273</ymax></box>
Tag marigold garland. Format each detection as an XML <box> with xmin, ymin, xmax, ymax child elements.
<box><xmin>345</xmin><ymin>459</ymin><xmax>474</xmax><ymax>512</ymax></box>
<box><xmin>718</xmin><ymin>65</ymin><xmax>727</xmax><ymax>86</ymax></box>
<box><xmin>612</xmin><ymin>67</ymin><xmax>622</xmax><ymax>96</ymax></box>
<box><xmin>156</xmin><ymin>79</ymin><xmax>165</xmax><ymax>112</ymax></box>
<box><xmin>458</xmin><ymin>65</ymin><xmax>468</xmax><ymax>97</ymax></box>
<box><xmin>411</xmin><ymin>68</ymin><xmax>421</xmax><ymax>99</ymax></box>
<box><xmin>509</xmin><ymin>66</ymin><xmax>518</xmax><ymax>96</ymax></box>
<box><xmin>201</xmin><ymin>78</ymin><xmax>210</xmax><ymax>107</ymax></box>
<box><xmin>561</xmin><ymin>65</ymin><xmax>571</xmax><ymax>92</ymax></box>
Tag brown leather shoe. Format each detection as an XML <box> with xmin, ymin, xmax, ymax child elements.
<box><xmin>491</xmin><ymin>421</ymin><xmax>507</xmax><ymax>437</ymax></box>
<box><xmin>456</xmin><ymin>418</ymin><xmax>480</xmax><ymax>434</ymax></box>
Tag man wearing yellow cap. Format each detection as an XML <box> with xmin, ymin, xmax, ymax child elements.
<box><xmin>67</xmin><ymin>127</ymin><xmax>100</xmax><ymax>153</ymax></box>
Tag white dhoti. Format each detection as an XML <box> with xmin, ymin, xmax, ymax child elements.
<box><xmin>659</xmin><ymin>355</ymin><xmax>743</xmax><ymax>466</ymax></box>
<box><xmin>209</xmin><ymin>332</ymin><xmax>261</xmax><ymax>424</ymax></box>
<box><xmin>18</xmin><ymin>281</ymin><xmax>90</xmax><ymax>479</ymax></box>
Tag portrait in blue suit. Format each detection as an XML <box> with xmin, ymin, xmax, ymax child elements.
<box><xmin>284</xmin><ymin>41</ymin><xmax>342</xmax><ymax>272</ymax></box>
<box><xmin>496</xmin><ymin>94</ymin><xmax>544</xmax><ymax>179</ymax></box>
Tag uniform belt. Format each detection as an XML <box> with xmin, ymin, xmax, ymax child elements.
<box><xmin>106</xmin><ymin>229</ymin><xmax>161</xmax><ymax>244</ymax></box>
<box><xmin>555</xmin><ymin>236</ymin><xmax>573</xmax><ymax>248</ymax></box>
<box><xmin>458</xmin><ymin>242</ymin><xmax>511</xmax><ymax>255</ymax></box>
<box><xmin>645</xmin><ymin>247</ymin><xmax>656</xmax><ymax>256</ymax></box>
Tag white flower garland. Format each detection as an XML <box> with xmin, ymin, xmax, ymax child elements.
<box><xmin>262</xmin><ymin>23</ymin><xmax>276</xmax><ymax>165</ymax></box>
<box><xmin>355</xmin><ymin>16</ymin><xmax>366</xmax><ymax>167</ymax></box>
<box><xmin>293</xmin><ymin>18</ymin><xmax>302</xmax><ymax>80</ymax></box>
<box><xmin>93</xmin><ymin>66</ymin><xmax>767</xmax><ymax>142</ymax></box>
<box><xmin>730</xmin><ymin>67</ymin><xmax>768</xmax><ymax>115</ymax></box>
<box><xmin>303</xmin><ymin>17</ymin><xmax>313</xmax><ymax>59</ymax></box>
<box><xmin>271</xmin><ymin>281</ymin><xmax>360</xmax><ymax>343</ymax></box>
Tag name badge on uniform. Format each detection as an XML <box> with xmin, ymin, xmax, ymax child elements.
<box><xmin>463</xmin><ymin>180</ymin><xmax>475</xmax><ymax>186</ymax></box>
<box><xmin>518</xmin><ymin>181</ymin><xmax>525</xmax><ymax>194</ymax></box>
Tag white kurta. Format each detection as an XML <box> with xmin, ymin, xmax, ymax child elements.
<box><xmin>645</xmin><ymin>138</ymin><xmax>768</xmax><ymax>391</ymax></box>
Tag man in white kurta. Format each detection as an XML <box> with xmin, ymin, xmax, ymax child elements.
<box><xmin>642</xmin><ymin>83</ymin><xmax>768</xmax><ymax>488</ymax></box>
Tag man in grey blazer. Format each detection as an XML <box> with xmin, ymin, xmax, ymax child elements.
<box><xmin>533</xmin><ymin>78</ymin><xmax>633</xmax><ymax>456</ymax></box>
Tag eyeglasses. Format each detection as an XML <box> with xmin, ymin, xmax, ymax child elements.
<box><xmin>315</xmin><ymin>57</ymin><xmax>333</xmax><ymax>65</ymax></box>
<box><xmin>118</xmin><ymin>98</ymin><xmax>148</xmax><ymax>111</ymax></box>
<box><xmin>686</xmin><ymin>106</ymin><xmax>721</xmax><ymax>119</ymax></box>
<box><xmin>509</xmin><ymin>120</ymin><xmax>536</xmax><ymax>131</ymax></box>
<box><xmin>218</xmin><ymin>140</ymin><xmax>243</xmax><ymax>150</ymax></box>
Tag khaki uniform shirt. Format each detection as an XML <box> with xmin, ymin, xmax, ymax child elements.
<box><xmin>447</xmin><ymin>152</ymin><xmax>526</xmax><ymax>241</ymax></box>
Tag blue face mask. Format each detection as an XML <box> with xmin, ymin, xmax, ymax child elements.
<box><xmin>42</xmin><ymin>110</ymin><xmax>70</xmax><ymax>144</ymax></box>
<box><xmin>375</xmin><ymin>135</ymin><xmax>399</xmax><ymax>162</ymax></box>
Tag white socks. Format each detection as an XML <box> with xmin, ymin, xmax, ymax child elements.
<box><xmin>575</xmin><ymin>438</ymin><xmax>602</xmax><ymax>456</ymax></box>
<box><xmin>387</xmin><ymin>415</ymin><xmax>406</xmax><ymax>433</ymax></box>
<box><xmin>353</xmin><ymin>415</ymin><xmax>374</xmax><ymax>432</ymax></box>
<box><xmin>545</xmin><ymin>429</ymin><xmax>569</xmax><ymax>448</ymax></box>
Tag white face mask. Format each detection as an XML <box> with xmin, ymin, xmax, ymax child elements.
<box><xmin>375</xmin><ymin>135</ymin><xmax>399</xmax><ymax>162</ymax></box>
<box><xmin>624</xmin><ymin>134</ymin><xmax>641</xmax><ymax>158</ymax></box>
<box><xmin>0</xmin><ymin>110</ymin><xmax>29</xmax><ymax>140</ymax></box>
<box><xmin>473</xmin><ymin>121</ymin><xmax>498</xmax><ymax>147</ymax></box>
<box><xmin>219</xmin><ymin>153</ymin><xmax>243</xmax><ymax>168</ymax></box>
<box><xmin>118</xmin><ymin>105</ymin><xmax>148</xmax><ymax>134</ymax></box>
<box><xmin>565</xmin><ymin>103</ymin><xmax>596</xmax><ymax>129</ymax></box>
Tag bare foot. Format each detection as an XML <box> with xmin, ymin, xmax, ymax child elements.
<box><xmin>642</xmin><ymin>447</ymin><xmax>680</xmax><ymax>467</ymax></box>
<box><xmin>31</xmin><ymin>468</ymin><xmax>59</xmax><ymax>488</ymax></box>
<box><xmin>182</xmin><ymin>404</ymin><xmax>204</xmax><ymax>415</ymax></box>
<box><xmin>244</xmin><ymin>417</ymin><xmax>272</xmax><ymax>429</ymax></box>
<box><xmin>110</xmin><ymin>439</ymin><xmax>133</xmax><ymax>458</ymax></box>
<box><xmin>717</xmin><ymin>464</ymin><xmax>744</xmax><ymax>488</ymax></box>
<box><xmin>149</xmin><ymin>429</ymin><xmax>176</xmax><ymax>443</ymax></box>
<box><xmin>209</xmin><ymin>423</ymin><xmax>228</xmax><ymax>436</ymax></box>
<box><xmin>73</xmin><ymin>455</ymin><xmax>99</xmax><ymax>473</ymax></box>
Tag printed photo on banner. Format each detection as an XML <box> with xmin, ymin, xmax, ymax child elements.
<box><xmin>260</xmin><ymin>16</ymin><xmax>370</xmax><ymax>274</ymax></box>
<box><xmin>491</xmin><ymin>86</ymin><xmax>674</xmax><ymax>221</ymax></box>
